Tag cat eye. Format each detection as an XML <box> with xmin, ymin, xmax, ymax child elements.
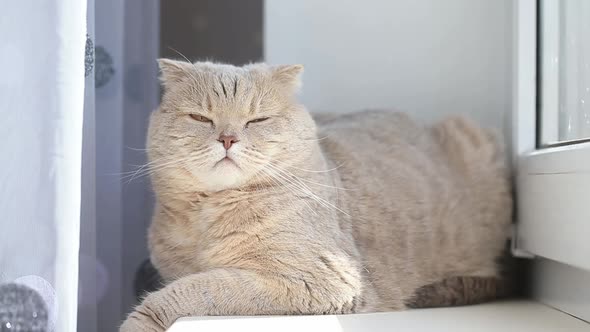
<box><xmin>246</xmin><ymin>117</ymin><xmax>270</xmax><ymax>127</ymax></box>
<box><xmin>189</xmin><ymin>114</ymin><xmax>212</xmax><ymax>123</ymax></box>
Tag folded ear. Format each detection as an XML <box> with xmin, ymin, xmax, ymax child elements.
<box><xmin>157</xmin><ymin>58</ymin><xmax>195</xmax><ymax>87</ymax></box>
<box><xmin>271</xmin><ymin>64</ymin><xmax>304</xmax><ymax>92</ymax></box>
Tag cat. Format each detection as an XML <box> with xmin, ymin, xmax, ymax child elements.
<box><xmin>120</xmin><ymin>60</ymin><xmax>512</xmax><ymax>331</ymax></box>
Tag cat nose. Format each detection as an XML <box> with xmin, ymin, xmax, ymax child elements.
<box><xmin>218</xmin><ymin>134</ymin><xmax>239</xmax><ymax>150</ymax></box>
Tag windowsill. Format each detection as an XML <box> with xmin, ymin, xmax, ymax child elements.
<box><xmin>168</xmin><ymin>300</ymin><xmax>589</xmax><ymax>331</ymax></box>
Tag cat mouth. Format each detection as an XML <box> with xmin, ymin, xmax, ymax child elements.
<box><xmin>214</xmin><ymin>156</ymin><xmax>240</xmax><ymax>169</ymax></box>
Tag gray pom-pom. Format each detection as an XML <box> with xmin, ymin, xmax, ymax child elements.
<box><xmin>0</xmin><ymin>283</ymin><xmax>48</xmax><ymax>331</ymax></box>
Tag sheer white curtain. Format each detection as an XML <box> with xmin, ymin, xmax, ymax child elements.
<box><xmin>0</xmin><ymin>1</ymin><xmax>88</xmax><ymax>331</ymax></box>
<box><xmin>1</xmin><ymin>1</ymin><xmax>160</xmax><ymax>330</ymax></box>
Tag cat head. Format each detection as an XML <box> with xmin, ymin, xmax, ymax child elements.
<box><xmin>147</xmin><ymin>60</ymin><xmax>317</xmax><ymax>193</ymax></box>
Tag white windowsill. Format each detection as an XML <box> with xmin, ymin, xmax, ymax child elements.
<box><xmin>168</xmin><ymin>300</ymin><xmax>589</xmax><ymax>332</ymax></box>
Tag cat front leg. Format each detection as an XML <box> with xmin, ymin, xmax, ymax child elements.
<box><xmin>120</xmin><ymin>267</ymin><xmax>340</xmax><ymax>332</ymax></box>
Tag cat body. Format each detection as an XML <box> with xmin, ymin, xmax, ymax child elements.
<box><xmin>121</xmin><ymin>61</ymin><xmax>511</xmax><ymax>331</ymax></box>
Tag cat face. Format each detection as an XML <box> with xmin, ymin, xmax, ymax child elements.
<box><xmin>147</xmin><ymin>60</ymin><xmax>316</xmax><ymax>192</ymax></box>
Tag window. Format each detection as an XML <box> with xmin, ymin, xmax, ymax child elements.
<box><xmin>513</xmin><ymin>1</ymin><xmax>590</xmax><ymax>322</ymax></box>
<box><xmin>513</xmin><ymin>0</ymin><xmax>590</xmax><ymax>319</ymax></box>
<box><xmin>539</xmin><ymin>0</ymin><xmax>590</xmax><ymax>145</ymax></box>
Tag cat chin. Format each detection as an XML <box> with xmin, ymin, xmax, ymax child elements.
<box><xmin>200</xmin><ymin>166</ymin><xmax>247</xmax><ymax>192</ymax></box>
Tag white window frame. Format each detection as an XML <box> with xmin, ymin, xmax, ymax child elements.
<box><xmin>513</xmin><ymin>0</ymin><xmax>590</xmax><ymax>272</ymax></box>
<box><xmin>513</xmin><ymin>0</ymin><xmax>590</xmax><ymax>322</ymax></box>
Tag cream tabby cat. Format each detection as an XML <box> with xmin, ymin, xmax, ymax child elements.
<box><xmin>120</xmin><ymin>60</ymin><xmax>512</xmax><ymax>331</ymax></box>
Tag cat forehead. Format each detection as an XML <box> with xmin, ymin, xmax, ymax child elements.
<box><xmin>196</xmin><ymin>66</ymin><xmax>260</xmax><ymax>88</ymax></box>
<box><xmin>192</xmin><ymin>63</ymin><xmax>249</xmax><ymax>80</ymax></box>
<box><xmin>158</xmin><ymin>59</ymin><xmax>303</xmax><ymax>89</ymax></box>
<box><xmin>185</xmin><ymin>69</ymin><xmax>265</xmax><ymax>103</ymax></box>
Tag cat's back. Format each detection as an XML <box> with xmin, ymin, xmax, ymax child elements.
<box><xmin>315</xmin><ymin>110</ymin><xmax>509</xmax><ymax>235</ymax></box>
<box><xmin>314</xmin><ymin>110</ymin><xmax>424</xmax><ymax>150</ymax></box>
<box><xmin>314</xmin><ymin>110</ymin><xmax>441</xmax><ymax>184</ymax></box>
<box><xmin>314</xmin><ymin>110</ymin><xmax>505</xmax><ymax>182</ymax></box>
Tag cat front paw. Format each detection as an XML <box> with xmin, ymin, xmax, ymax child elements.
<box><xmin>119</xmin><ymin>309</ymin><xmax>166</xmax><ymax>332</ymax></box>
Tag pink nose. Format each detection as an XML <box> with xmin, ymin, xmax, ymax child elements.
<box><xmin>218</xmin><ymin>135</ymin><xmax>238</xmax><ymax>150</ymax></box>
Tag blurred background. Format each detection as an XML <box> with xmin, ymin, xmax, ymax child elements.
<box><xmin>86</xmin><ymin>0</ymin><xmax>513</xmax><ymax>331</ymax></box>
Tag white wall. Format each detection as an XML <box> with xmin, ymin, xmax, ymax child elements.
<box><xmin>265</xmin><ymin>0</ymin><xmax>513</xmax><ymax>132</ymax></box>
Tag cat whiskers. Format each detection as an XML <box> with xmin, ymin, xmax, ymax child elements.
<box><xmin>283</xmin><ymin>163</ymin><xmax>344</xmax><ymax>174</ymax></box>
<box><xmin>167</xmin><ymin>47</ymin><xmax>202</xmax><ymax>86</ymax></box>
<box><xmin>121</xmin><ymin>148</ymin><xmax>212</xmax><ymax>184</ymax></box>
<box><xmin>252</xmin><ymin>169</ymin><xmax>312</xmax><ymax>215</ymax></box>
<box><xmin>263</xmin><ymin>163</ymin><xmax>350</xmax><ymax>217</ymax></box>
<box><xmin>268</xmin><ymin>161</ymin><xmax>353</xmax><ymax>191</ymax></box>
<box><xmin>242</xmin><ymin>148</ymin><xmax>349</xmax><ymax>216</ymax></box>
<box><xmin>125</xmin><ymin>146</ymin><xmax>152</xmax><ymax>152</ymax></box>
<box><xmin>122</xmin><ymin>158</ymin><xmax>192</xmax><ymax>185</ymax></box>
<box><xmin>251</xmin><ymin>145</ymin><xmax>344</xmax><ymax>174</ymax></box>
<box><xmin>115</xmin><ymin>155</ymin><xmax>171</xmax><ymax>179</ymax></box>
<box><xmin>258</xmin><ymin>167</ymin><xmax>318</xmax><ymax>216</ymax></box>
<box><xmin>301</xmin><ymin>134</ymin><xmax>332</xmax><ymax>142</ymax></box>
<box><xmin>238</xmin><ymin>150</ymin><xmax>318</xmax><ymax>216</ymax></box>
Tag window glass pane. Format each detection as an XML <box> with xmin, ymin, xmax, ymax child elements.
<box><xmin>540</xmin><ymin>0</ymin><xmax>590</xmax><ymax>144</ymax></box>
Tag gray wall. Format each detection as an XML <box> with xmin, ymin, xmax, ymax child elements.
<box><xmin>160</xmin><ymin>0</ymin><xmax>263</xmax><ymax>65</ymax></box>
